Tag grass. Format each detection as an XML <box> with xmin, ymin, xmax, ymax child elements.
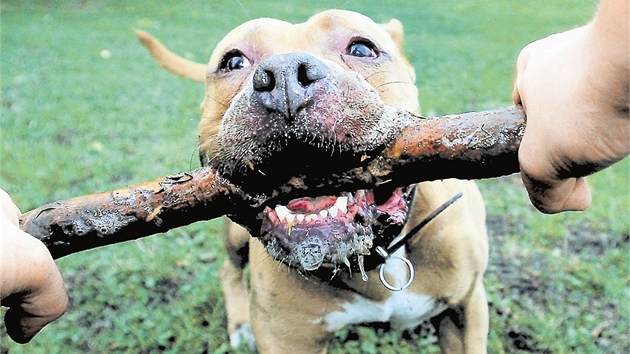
<box><xmin>1</xmin><ymin>0</ymin><xmax>627</xmax><ymax>352</ymax></box>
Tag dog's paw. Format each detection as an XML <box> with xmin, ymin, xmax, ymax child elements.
<box><xmin>230</xmin><ymin>323</ymin><xmax>256</xmax><ymax>351</ymax></box>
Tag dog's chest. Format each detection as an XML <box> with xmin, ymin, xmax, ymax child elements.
<box><xmin>321</xmin><ymin>249</ymin><xmax>446</xmax><ymax>332</ymax></box>
<box><xmin>322</xmin><ymin>290</ymin><xmax>442</xmax><ymax>332</ymax></box>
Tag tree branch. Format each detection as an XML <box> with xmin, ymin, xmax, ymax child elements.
<box><xmin>19</xmin><ymin>106</ymin><xmax>525</xmax><ymax>259</ymax></box>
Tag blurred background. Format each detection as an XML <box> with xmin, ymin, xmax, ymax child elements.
<box><xmin>1</xmin><ymin>1</ymin><xmax>627</xmax><ymax>352</ymax></box>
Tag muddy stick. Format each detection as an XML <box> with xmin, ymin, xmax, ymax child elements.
<box><xmin>20</xmin><ymin>106</ymin><xmax>525</xmax><ymax>258</ymax></box>
<box><xmin>19</xmin><ymin>168</ymin><xmax>246</xmax><ymax>259</ymax></box>
<box><xmin>347</xmin><ymin>105</ymin><xmax>526</xmax><ymax>188</ymax></box>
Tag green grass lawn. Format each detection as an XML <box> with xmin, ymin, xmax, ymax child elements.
<box><xmin>1</xmin><ymin>0</ymin><xmax>628</xmax><ymax>353</ymax></box>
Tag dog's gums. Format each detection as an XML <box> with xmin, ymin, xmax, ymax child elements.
<box><xmin>260</xmin><ymin>187</ymin><xmax>412</xmax><ymax>274</ymax></box>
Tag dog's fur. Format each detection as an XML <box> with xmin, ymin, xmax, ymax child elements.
<box><xmin>138</xmin><ymin>10</ymin><xmax>489</xmax><ymax>353</ymax></box>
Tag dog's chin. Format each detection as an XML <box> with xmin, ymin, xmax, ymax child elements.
<box><xmin>258</xmin><ymin>186</ymin><xmax>413</xmax><ymax>275</ymax></box>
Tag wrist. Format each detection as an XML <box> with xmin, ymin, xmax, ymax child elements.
<box><xmin>584</xmin><ymin>0</ymin><xmax>629</xmax><ymax>114</ymax></box>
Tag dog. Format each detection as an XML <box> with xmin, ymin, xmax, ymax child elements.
<box><xmin>137</xmin><ymin>10</ymin><xmax>489</xmax><ymax>353</ymax></box>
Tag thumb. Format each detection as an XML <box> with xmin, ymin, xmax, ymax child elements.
<box><xmin>512</xmin><ymin>40</ymin><xmax>532</xmax><ymax>106</ymax></box>
<box><xmin>1</xmin><ymin>227</ymin><xmax>68</xmax><ymax>343</ymax></box>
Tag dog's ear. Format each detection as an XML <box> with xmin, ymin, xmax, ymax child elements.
<box><xmin>380</xmin><ymin>19</ymin><xmax>405</xmax><ymax>53</ymax></box>
<box><xmin>380</xmin><ymin>19</ymin><xmax>416</xmax><ymax>83</ymax></box>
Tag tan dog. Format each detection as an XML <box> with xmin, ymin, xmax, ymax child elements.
<box><xmin>137</xmin><ymin>10</ymin><xmax>489</xmax><ymax>353</ymax></box>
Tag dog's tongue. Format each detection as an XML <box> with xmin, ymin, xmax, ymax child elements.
<box><xmin>286</xmin><ymin>196</ymin><xmax>337</xmax><ymax>213</ymax></box>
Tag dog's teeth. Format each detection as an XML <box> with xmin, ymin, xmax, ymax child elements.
<box><xmin>357</xmin><ymin>243</ymin><xmax>370</xmax><ymax>255</ymax></box>
<box><xmin>319</xmin><ymin>210</ymin><xmax>328</xmax><ymax>219</ymax></box>
<box><xmin>343</xmin><ymin>256</ymin><xmax>351</xmax><ymax>269</ymax></box>
<box><xmin>343</xmin><ymin>256</ymin><xmax>352</xmax><ymax>275</ymax></box>
<box><xmin>285</xmin><ymin>213</ymin><xmax>295</xmax><ymax>223</ymax></box>
<box><xmin>275</xmin><ymin>205</ymin><xmax>291</xmax><ymax>222</ymax></box>
<box><xmin>328</xmin><ymin>205</ymin><xmax>339</xmax><ymax>218</ymax></box>
<box><xmin>353</xmin><ymin>190</ymin><xmax>365</xmax><ymax>202</ymax></box>
<box><xmin>309</xmin><ymin>214</ymin><xmax>318</xmax><ymax>222</ymax></box>
<box><xmin>296</xmin><ymin>214</ymin><xmax>305</xmax><ymax>223</ymax></box>
<box><xmin>335</xmin><ymin>196</ymin><xmax>348</xmax><ymax>214</ymax></box>
<box><xmin>355</xmin><ymin>235</ymin><xmax>373</xmax><ymax>256</ymax></box>
<box><xmin>357</xmin><ymin>255</ymin><xmax>368</xmax><ymax>282</ymax></box>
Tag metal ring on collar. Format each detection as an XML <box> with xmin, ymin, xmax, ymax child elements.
<box><xmin>378</xmin><ymin>255</ymin><xmax>415</xmax><ymax>292</ymax></box>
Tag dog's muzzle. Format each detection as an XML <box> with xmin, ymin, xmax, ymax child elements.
<box><xmin>212</xmin><ymin>52</ymin><xmax>416</xmax><ymax>276</ymax></box>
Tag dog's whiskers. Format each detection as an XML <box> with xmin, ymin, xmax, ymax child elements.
<box><xmin>200</xmin><ymin>153</ymin><xmax>219</xmax><ymax>168</ymax></box>
<box><xmin>377</xmin><ymin>80</ymin><xmax>415</xmax><ymax>89</ymax></box>
<box><xmin>188</xmin><ymin>147</ymin><xmax>201</xmax><ymax>169</ymax></box>
<box><xmin>206</xmin><ymin>95</ymin><xmax>229</xmax><ymax>109</ymax></box>
<box><xmin>253</xmin><ymin>248</ymin><xmax>275</xmax><ymax>270</ymax></box>
<box><xmin>364</xmin><ymin>70</ymin><xmax>392</xmax><ymax>80</ymax></box>
<box><xmin>234</xmin><ymin>0</ymin><xmax>252</xmax><ymax>20</ymax></box>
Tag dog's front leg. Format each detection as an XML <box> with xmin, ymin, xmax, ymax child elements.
<box><xmin>248</xmin><ymin>240</ymin><xmax>333</xmax><ymax>354</ymax></box>
<box><xmin>220</xmin><ymin>220</ymin><xmax>255</xmax><ymax>350</ymax></box>
<box><xmin>433</xmin><ymin>277</ymin><xmax>489</xmax><ymax>354</ymax></box>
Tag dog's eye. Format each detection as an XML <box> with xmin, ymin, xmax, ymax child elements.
<box><xmin>347</xmin><ymin>40</ymin><xmax>378</xmax><ymax>58</ymax></box>
<box><xmin>220</xmin><ymin>51</ymin><xmax>251</xmax><ymax>72</ymax></box>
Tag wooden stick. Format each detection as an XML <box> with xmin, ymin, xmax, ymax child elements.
<box><xmin>300</xmin><ymin>106</ymin><xmax>525</xmax><ymax>196</ymax></box>
<box><xmin>19</xmin><ymin>168</ymin><xmax>246</xmax><ymax>259</ymax></box>
<box><xmin>20</xmin><ymin>106</ymin><xmax>525</xmax><ymax>259</ymax></box>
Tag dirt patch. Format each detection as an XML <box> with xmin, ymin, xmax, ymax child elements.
<box><xmin>486</xmin><ymin>214</ymin><xmax>627</xmax><ymax>353</ymax></box>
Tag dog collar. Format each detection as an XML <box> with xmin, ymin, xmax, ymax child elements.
<box><xmin>374</xmin><ymin>192</ymin><xmax>463</xmax><ymax>291</ymax></box>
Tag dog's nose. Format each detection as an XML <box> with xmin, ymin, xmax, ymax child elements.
<box><xmin>252</xmin><ymin>53</ymin><xmax>327</xmax><ymax>123</ymax></box>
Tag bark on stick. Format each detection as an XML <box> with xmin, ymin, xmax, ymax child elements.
<box><xmin>20</xmin><ymin>106</ymin><xmax>525</xmax><ymax>258</ymax></box>
<box><xmin>20</xmin><ymin>168</ymin><xmax>244</xmax><ymax>259</ymax></box>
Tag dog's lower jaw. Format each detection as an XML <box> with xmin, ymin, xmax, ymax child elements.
<box><xmin>258</xmin><ymin>187</ymin><xmax>411</xmax><ymax>275</ymax></box>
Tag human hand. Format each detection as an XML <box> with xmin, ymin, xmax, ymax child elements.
<box><xmin>1</xmin><ymin>189</ymin><xmax>68</xmax><ymax>343</ymax></box>
<box><xmin>513</xmin><ymin>8</ymin><xmax>629</xmax><ymax>213</ymax></box>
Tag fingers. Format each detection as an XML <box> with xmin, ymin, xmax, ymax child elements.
<box><xmin>513</xmin><ymin>28</ymin><xmax>600</xmax><ymax>214</ymax></box>
<box><xmin>518</xmin><ymin>127</ymin><xmax>592</xmax><ymax>214</ymax></box>
<box><xmin>521</xmin><ymin>172</ymin><xmax>592</xmax><ymax>214</ymax></box>
<box><xmin>1</xmin><ymin>231</ymin><xmax>69</xmax><ymax>343</ymax></box>
<box><xmin>4</xmin><ymin>279</ymin><xmax>68</xmax><ymax>343</ymax></box>
<box><xmin>1</xmin><ymin>189</ymin><xmax>69</xmax><ymax>343</ymax></box>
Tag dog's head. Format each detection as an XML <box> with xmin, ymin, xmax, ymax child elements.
<box><xmin>199</xmin><ymin>10</ymin><xmax>419</xmax><ymax>274</ymax></box>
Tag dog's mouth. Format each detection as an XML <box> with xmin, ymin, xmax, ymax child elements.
<box><xmin>259</xmin><ymin>186</ymin><xmax>413</xmax><ymax>275</ymax></box>
<box><xmin>208</xmin><ymin>51</ymin><xmax>419</xmax><ymax>276</ymax></box>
